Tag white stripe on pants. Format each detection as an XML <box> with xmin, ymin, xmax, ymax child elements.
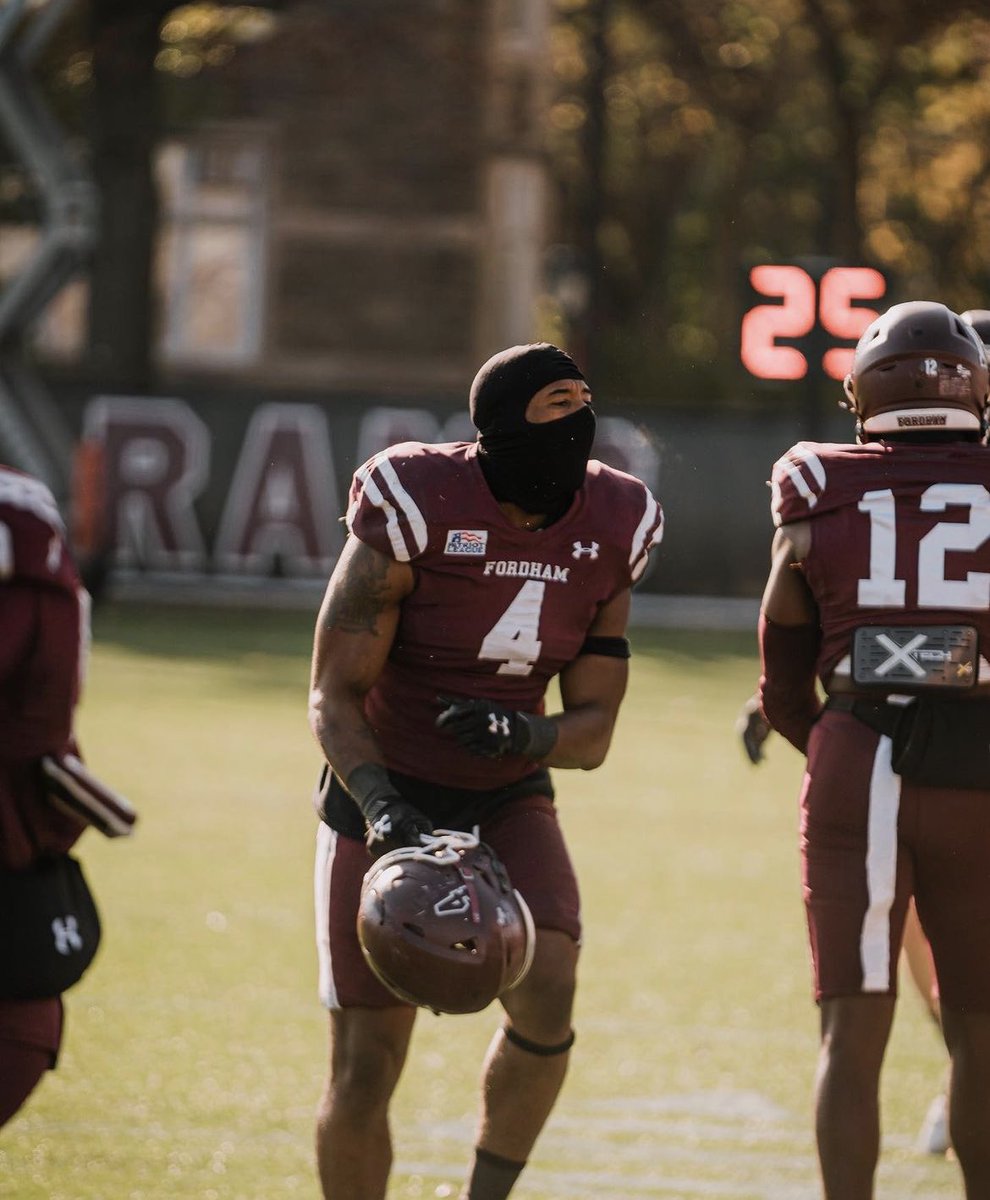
<box><xmin>314</xmin><ymin>821</ymin><xmax>339</xmax><ymax>1009</ymax></box>
<box><xmin>860</xmin><ymin>733</ymin><xmax>901</xmax><ymax>992</ymax></box>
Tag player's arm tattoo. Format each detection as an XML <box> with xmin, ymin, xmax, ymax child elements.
<box><xmin>322</xmin><ymin>547</ymin><xmax>392</xmax><ymax>635</ymax></box>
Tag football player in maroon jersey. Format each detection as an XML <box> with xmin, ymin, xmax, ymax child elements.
<box><xmin>308</xmin><ymin>343</ymin><xmax>664</xmax><ymax>1200</ymax></box>
<box><xmin>757</xmin><ymin>301</ymin><xmax>990</xmax><ymax>1199</ymax></box>
<box><xmin>735</xmin><ymin>694</ymin><xmax>950</xmax><ymax>1153</ymax></box>
<box><xmin>0</xmin><ymin>466</ymin><xmax>92</xmax><ymax>1125</ymax></box>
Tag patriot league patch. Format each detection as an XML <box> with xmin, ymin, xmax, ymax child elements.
<box><xmin>444</xmin><ymin>529</ymin><xmax>489</xmax><ymax>555</ymax></box>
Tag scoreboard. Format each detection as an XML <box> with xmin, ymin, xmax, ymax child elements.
<box><xmin>740</xmin><ymin>261</ymin><xmax>887</xmax><ymax>382</ymax></box>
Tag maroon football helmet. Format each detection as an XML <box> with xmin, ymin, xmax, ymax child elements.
<box><xmin>842</xmin><ymin>300</ymin><xmax>989</xmax><ymax>438</ymax></box>
<box><xmin>357</xmin><ymin>831</ymin><xmax>535</xmax><ymax>1015</ymax></box>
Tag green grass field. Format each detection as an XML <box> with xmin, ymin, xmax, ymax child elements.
<box><xmin>0</xmin><ymin>604</ymin><xmax>961</xmax><ymax>1199</ymax></box>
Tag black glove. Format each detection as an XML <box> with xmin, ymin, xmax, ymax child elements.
<box><xmin>435</xmin><ymin>695</ymin><xmax>558</xmax><ymax>760</ymax></box>
<box><xmin>735</xmin><ymin>693</ymin><xmax>773</xmax><ymax>765</ymax></box>
<box><xmin>345</xmin><ymin>763</ymin><xmax>433</xmax><ymax>858</ymax></box>
<box><xmin>364</xmin><ymin>799</ymin><xmax>433</xmax><ymax>859</ymax></box>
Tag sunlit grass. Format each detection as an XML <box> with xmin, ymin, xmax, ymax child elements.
<box><xmin>0</xmin><ymin>607</ymin><xmax>957</xmax><ymax>1199</ymax></box>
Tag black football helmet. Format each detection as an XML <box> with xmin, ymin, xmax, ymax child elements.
<box><xmin>357</xmin><ymin>831</ymin><xmax>535</xmax><ymax>1015</ymax></box>
<box><xmin>962</xmin><ymin>309</ymin><xmax>990</xmax><ymax>348</ymax></box>
<box><xmin>842</xmin><ymin>300</ymin><xmax>989</xmax><ymax>439</ymax></box>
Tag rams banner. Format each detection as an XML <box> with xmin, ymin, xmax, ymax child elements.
<box><xmin>82</xmin><ymin>395</ymin><xmax>660</xmax><ymax>584</ymax></box>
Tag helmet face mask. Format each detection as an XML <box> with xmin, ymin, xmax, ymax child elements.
<box><xmin>962</xmin><ymin>309</ymin><xmax>990</xmax><ymax>349</ymax></box>
<box><xmin>357</xmin><ymin>831</ymin><xmax>535</xmax><ymax>1015</ymax></box>
<box><xmin>842</xmin><ymin>301</ymin><xmax>990</xmax><ymax>440</ymax></box>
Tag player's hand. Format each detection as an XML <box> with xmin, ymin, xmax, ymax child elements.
<box><xmin>434</xmin><ymin>695</ymin><xmax>534</xmax><ymax>758</ymax></box>
<box><xmin>436</xmin><ymin>695</ymin><xmax>525</xmax><ymax>757</ymax></box>
<box><xmin>364</xmin><ymin>798</ymin><xmax>433</xmax><ymax>860</ymax></box>
<box><xmin>736</xmin><ymin>693</ymin><xmax>772</xmax><ymax>764</ymax></box>
<box><xmin>345</xmin><ymin>763</ymin><xmax>434</xmax><ymax>858</ymax></box>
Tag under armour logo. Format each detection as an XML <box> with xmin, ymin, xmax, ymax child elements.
<box><xmin>572</xmin><ymin>541</ymin><xmax>599</xmax><ymax>560</ymax></box>
<box><xmin>52</xmin><ymin>916</ymin><xmax>83</xmax><ymax>955</ymax></box>
<box><xmin>433</xmin><ymin>884</ymin><xmax>472</xmax><ymax>917</ymax></box>
<box><xmin>872</xmin><ymin>632</ymin><xmax>927</xmax><ymax>679</ymax></box>
<box><xmin>488</xmin><ymin>712</ymin><xmax>510</xmax><ymax>737</ymax></box>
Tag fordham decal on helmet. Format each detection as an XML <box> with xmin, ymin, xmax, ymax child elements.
<box><xmin>841</xmin><ymin>301</ymin><xmax>990</xmax><ymax>438</ymax></box>
<box><xmin>356</xmin><ymin>830</ymin><xmax>535</xmax><ymax>1015</ymax></box>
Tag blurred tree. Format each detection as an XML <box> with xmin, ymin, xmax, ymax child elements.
<box><xmin>547</xmin><ymin>0</ymin><xmax>990</xmax><ymax>406</ymax></box>
<box><xmin>550</xmin><ymin>0</ymin><xmax>820</xmax><ymax>400</ymax></box>
<box><xmin>6</xmin><ymin>0</ymin><xmax>990</xmax><ymax>403</ymax></box>
<box><xmin>88</xmin><ymin>1</ymin><xmax>283</xmax><ymax>388</ymax></box>
<box><xmin>0</xmin><ymin>1</ymin><xmax>282</xmax><ymax>390</ymax></box>
<box><xmin>802</xmin><ymin>0</ymin><xmax>985</xmax><ymax>268</ymax></box>
<box><xmin>87</xmin><ymin>0</ymin><xmax>172</xmax><ymax>389</ymax></box>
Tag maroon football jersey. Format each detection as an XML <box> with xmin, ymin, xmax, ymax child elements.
<box><xmin>771</xmin><ymin>438</ymin><xmax>990</xmax><ymax>681</ymax></box>
<box><xmin>347</xmin><ymin>440</ymin><xmax>664</xmax><ymax>788</ymax></box>
<box><xmin>0</xmin><ymin>466</ymin><xmax>88</xmax><ymax>869</ymax></box>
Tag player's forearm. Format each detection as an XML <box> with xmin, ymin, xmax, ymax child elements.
<box><xmin>539</xmin><ymin>704</ymin><xmax>616</xmax><ymax>770</ymax></box>
<box><xmin>307</xmin><ymin>687</ymin><xmax>385</xmax><ymax>783</ymax></box>
<box><xmin>758</xmin><ymin>613</ymin><xmax>822</xmax><ymax>754</ymax></box>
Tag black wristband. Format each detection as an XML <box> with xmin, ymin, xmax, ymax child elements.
<box><xmin>516</xmin><ymin>713</ymin><xmax>558</xmax><ymax>760</ymax></box>
<box><xmin>345</xmin><ymin>762</ymin><xmax>401</xmax><ymax>822</ymax></box>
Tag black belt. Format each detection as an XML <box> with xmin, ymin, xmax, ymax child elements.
<box><xmin>825</xmin><ymin>694</ymin><xmax>905</xmax><ymax>738</ymax></box>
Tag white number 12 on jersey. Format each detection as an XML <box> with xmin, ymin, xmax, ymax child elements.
<box><xmin>858</xmin><ymin>483</ymin><xmax>990</xmax><ymax>609</ymax></box>
<box><xmin>479</xmin><ymin>580</ymin><xmax>545</xmax><ymax>675</ymax></box>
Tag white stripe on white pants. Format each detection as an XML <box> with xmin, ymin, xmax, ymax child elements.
<box><xmin>860</xmin><ymin>733</ymin><xmax>901</xmax><ymax>992</ymax></box>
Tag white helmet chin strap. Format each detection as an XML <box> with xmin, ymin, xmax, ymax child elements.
<box><xmin>842</xmin><ymin>373</ymin><xmax>857</xmax><ymax>411</ymax></box>
<box><xmin>366</xmin><ymin>829</ymin><xmax>481</xmax><ymax>880</ymax></box>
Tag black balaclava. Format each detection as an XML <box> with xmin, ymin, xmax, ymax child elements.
<box><xmin>469</xmin><ymin>342</ymin><xmax>596</xmax><ymax>517</ymax></box>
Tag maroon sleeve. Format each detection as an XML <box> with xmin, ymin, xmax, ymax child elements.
<box><xmin>757</xmin><ymin>613</ymin><xmax>823</xmax><ymax>754</ymax></box>
<box><xmin>770</xmin><ymin>442</ymin><xmax>829</xmax><ymax>527</ymax></box>
<box><xmin>0</xmin><ymin>582</ymin><xmax>86</xmax><ymax>865</ymax></box>
<box><xmin>345</xmin><ymin>444</ymin><xmax>432</xmax><ymax>563</ymax></box>
<box><xmin>0</xmin><ymin>584</ymin><xmax>83</xmax><ymax>763</ymax></box>
<box><xmin>0</xmin><ymin>470</ymin><xmax>85</xmax><ymax>763</ymax></box>
<box><xmin>0</xmin><ymin>582</ymin><xmax>37</xmax><ymax>681</ymax></box>
<box><xmin>585</xmin><ymin>463</ymin><xmax>665</xmax><ymax>595</ymax></box>
<box><xmin>627</xmin><ymin>480</ymin><xmax>664</xmax><ymax>586</ymax></box>
<box><xmin>0</xmin><ymin>472</ymin><xmax>87</xmax><ymax>866</ymax></box>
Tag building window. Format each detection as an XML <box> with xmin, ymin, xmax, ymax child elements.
<box><xmin>156</xmin><ymin>129</ymin><xmax>269</xmax><ymax>367</ymax></box>
<box><xmin>1</xmin><ymin>127</ymin><xmax>270</xmax><ymax>369</ymax></box>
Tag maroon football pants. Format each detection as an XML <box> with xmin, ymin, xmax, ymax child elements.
<box><xmin>802</xmin><ymin>709</ymin><xmax>990</xmax><ymax>1010</ymax></box>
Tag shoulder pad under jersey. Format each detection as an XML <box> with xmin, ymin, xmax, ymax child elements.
<box><xmin>347</xmin><ymin>442</ymin><xmax>466</xmax><ymax>562</ymax></box>
<box><xmin>0</xmin><ymin>466</ymin><xmax>76</xmax><ymax>588</ymax></box>
<box><xmin>585</xmin><ymin>461</ymin><xmax>665</xmax><ymax>583</ymax></box>
<box><xmin>769</xmin><ymin>441</ymin><xmax>858</xmax><ymax>527</ymax></box>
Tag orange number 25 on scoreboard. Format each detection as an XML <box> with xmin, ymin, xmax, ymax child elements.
<box><xmin>740</xmin><ymin>263</ymin><xmax>887</xmax><ymax>382</ymax></box>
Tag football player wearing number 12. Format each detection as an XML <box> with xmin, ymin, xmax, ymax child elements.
<box><xmin>758</xmin><ymin>301</ymin><xmax>990</xmax><ymax>1200</ymax></box>
<box><xmin>307</xmin><ymin>343</ymin><xmax>663</xmax><ymax>1200</ymax></box>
